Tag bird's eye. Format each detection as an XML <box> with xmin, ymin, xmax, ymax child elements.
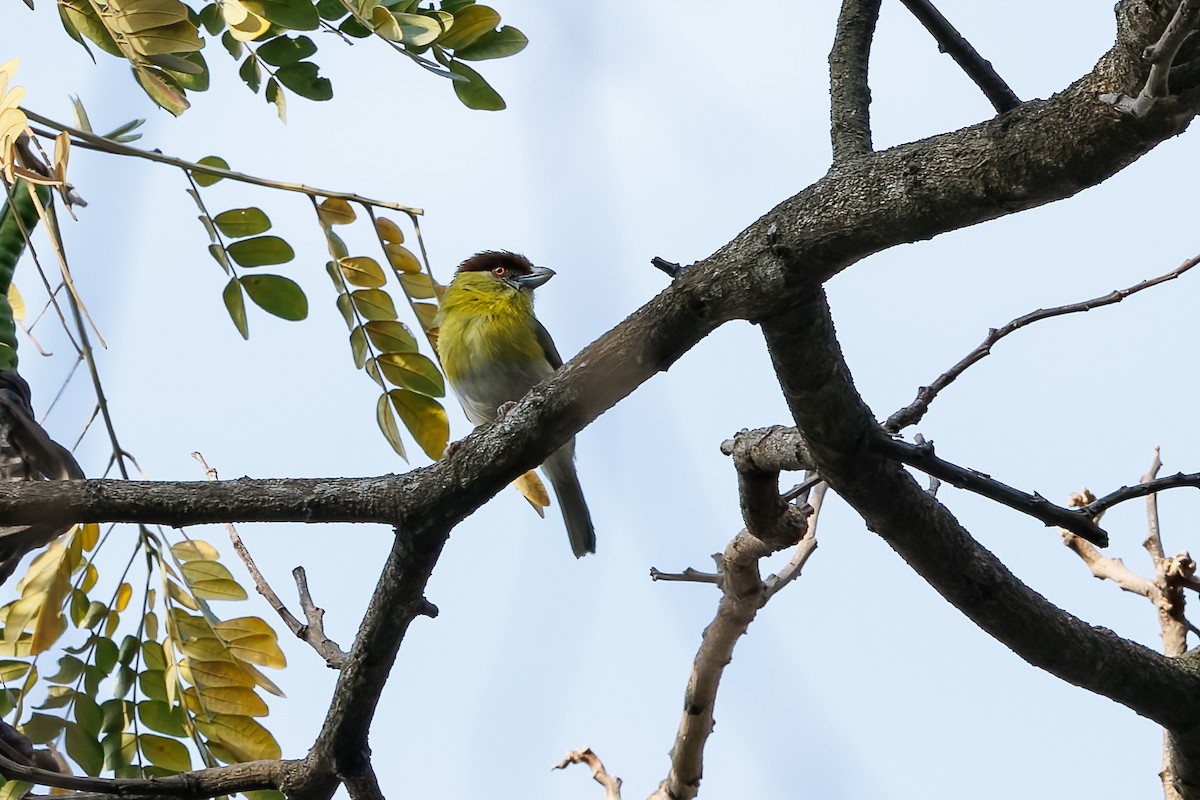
<box><xmin>492</xmin><ymin>266</ymin><xmax>507</xmax><ymax>277</ymax></box>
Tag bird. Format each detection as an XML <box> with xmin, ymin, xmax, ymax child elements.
<box><xmin>435</xmin><ymin>251</ymin><xmax>596</xmax><ymax>558</ymax></box>
<box><xmin>0</xmin><ymin>371</ymin><xmax>84</xmax><ymax>584</ymax></box>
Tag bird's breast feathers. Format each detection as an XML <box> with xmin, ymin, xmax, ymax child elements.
<box><xmin>437</xmin><ymin>283</ymin><xmax>556</xmax><ymax>425</ymax></box>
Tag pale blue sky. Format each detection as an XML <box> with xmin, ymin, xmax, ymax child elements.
<box><xmin>2</xmin><ymin>2</ymin><xmax>1197</xmax><ymax>797</ymax></box>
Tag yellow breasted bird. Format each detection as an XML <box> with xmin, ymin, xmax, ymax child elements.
<box><xmin>435</xmin><ymin>251</ymin><xmax>596</xmax><ymax>558</ymax></box>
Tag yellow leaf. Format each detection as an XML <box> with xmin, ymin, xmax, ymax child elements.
<box><xmin>398</xmin><ymin>272</ymin><xmax>436</xmax><ymax>299</ymax></box>
<box><xmin>317</xmin><ymin>197</ymin><xmax>355</xmax><ymax>225</ymax></box>
<box><xmin>115</xmin><ymin>582</ymin><xmax>133</xmax><ymax>612</ymax></box>
<box><xmin>413</xmin><ymin>302</ymin><xmax>438</xmax><ymax>333</ymax></box>
<box><xmin>338</xmin><ymin>256</ymin><xmax>387</xmax><ymax>288</ymax></box>
<box><xmin>188</xmin><ymin>685</ymin><xmax>268</xmax><ymax>717</ymax></box>
<box><xmin>223</xmin><ymin>0</ymin><xmax>270</xmax><ymax>40</ymax></box>
<box><xmin>213</xmin><ymin>617</ymin><xmax>286</xmax><ymax>669</ymax></box>
<box><xmin>383</xmin><ymin>242</ymin><xmax>420</xmax><ymax>273</ymax></box>
<box><xmin>194</xmin><ymin>714</ymin><xmax>280</xmax><ymax>761</ymax></box>
<box><xmin>170</xmin><ymin>539</ymin><xmax>219</xmax><ymax>562</ymax></box>
<box><xmin>181</xmin><ymin>659</ymin><xmax>255</xmax><ymax>689</ymax></box>
<box><xmin>180</xmin><ymin>561</ymin><xmax>248</xmax><ymax>601</ymax></box>
<box><xmin>512</xmin><ymin>470</ymin><xmax>550</xmax><ymax>517</ymax></box>
<box><xmin>80</xmin><ymin>563</ymin><xmax>98</xmax><ymax>593</ymax></box>
<box><xmin>388</xmin><ymin>390</ymin><xmax>449</xmax><ymax>460</ymax></box>
<box><xmin>6</xmin><ymin>284</ymin><xmax>23</xmax><ymax>322</ymax></box>
<box><xmin>165</xmin><ymin>579</ymin><xmax>199</xmax><ymax>611</ymax></box>
<box><xmin>78</xmin><ymin>523</ymin><xmax>99</xmax><ymax>551</ymax></box>
<box><xmin>374</xmin><ymin>216</ymin><xmax>403</xmax><ymax>244</ymax></box>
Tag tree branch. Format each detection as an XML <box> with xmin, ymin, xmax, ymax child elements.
<box><xmin>760</xmin><ymin>289</ymin><xmax>1200</xmax><ymax>737</ymax></box>
<box><xmin>878</xmin><ymin>437</ymin><xmax>1109</xmax><ymax>546</ymax></box>
<box><xmin>896</xmin><ymin>0</ymin><xmax>1021</xmax><ymax>112</ymax></box>
<box><xmin>885</xmin><ymin>253</ymin><xmax>1200</xmax><ymax>433</ymax></box>
<box><xmin>828</xmin><ymin>0</ymin><xmax>883</xmax><ymax>160</ymax></box>
<box><xmin>553</xmin><ymin>749</ymin><xmax>622</xmax><ymax>800</ymax></box>
<box><xmin>1103</xmin><ymin>0</ymin><xmax>1200</xmax><ymax>116</ymax></box>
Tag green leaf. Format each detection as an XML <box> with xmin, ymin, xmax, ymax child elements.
<box><xmin>133</xmin><ymin>66</ymin><xmax>190</xmax><ymax>116</ymax></box>
<box><xmin>35</xmin><ymin>685</ymin><xmax>75</xmax><ymax>710</ymax></box>
<box><xmin>0</xmin><ymin>659</ymin><xmax>30</xmax><ymax>682</ymax></box>
<box><xmin>265</xmin><ymin>77</ymin><xmax>287</xmax><ymax>121</ymax></box>
<box><xmin>241</xmin><ymin>0</ymin><xmax>319</xmax><ymax>30</ymax></box>
<box><xmin>114</xmin><ymin>664</ymin><xmax>136</xmax><ymax>698</ymax></box>
<box><xmin>103</xmin><ymin>731</ymin><xmax>137</xmax><ymax>771</ymax></box>
<box><xmin>142</xmin><ymin>640</ymin><xmax>167</xmax><ymax>670</ymax></box>
<box><xmin>138</xmin><ymin>700</ymin><xmax>187</xmax><ymax>736</ymax></box>
<box><xmin>388</xmin><ymin>390</ymin><xmax>449</xmax><ymax>459</ymax></box>
<box><xmin>101</xmin><ymin>698</ymin><xmax>131</xmax><ymax>734</ymax></box>
<box><xmin>223</xmin><ymin>277</ymin><xmax>249</xmax><ymax>339</ymax></box>
<box><xmin>350</xmin><ymin>288</ymin><xmax>397</xmax><ymax>321</ymax></box>
<box><xmin>256</xmin><ymin>34</ymin><xmax>316</xmax><ymax>65</ymax></box>
<box><xmin>163</xmin><ymin>51</ymin><xmax>211</xmax><ymax>91</ymax></box>
<box><xmin>209</xmin><ymin>243</ymin><xmax>232</xmax><ymax>273</ymax></box>
<box><xmin>118</xmin><ymin>635</ymin><xmax>140</xmax><ymax>665</ymax></box>
<box><xmin>275</xmin><ymin>62</ymin><xmax>333</xmax><ymax>101</ymax></box>
<box><xmin>222</xmin><ymin>29</ymin><xmax>244</xmax><ymax>57</ymax></box>
<box><xmin>140</xmin><ymin>733</ymin><xmax>192</xmax><ymax>772</ymax></box>
<box><xmin>198</xmin><ymin>3</ymin><xmax>225</xmax><ymax>34</ymax></box>
<box><xmin>20</xmin><ymin>713</ymin><xmax>66</xmax><ymax>744</ymax></box>
<box><xmin>213</xmin><ymin>207</ymin><xmax>271</xmax><ymax>237</ymax></box>
<box><xmin>335</xmin><ymin>292</ymin><xmax>354</xmax><ymax>327</ymax></box>
<box><xmin>436</xmin><ymin>3</ymin><xmax>498</xmax><ymax>50</ymax></box>
<box><xmin>456</xmin><ymin>25</ymin><xmax>527</xmax><ymax>61</ymax></box>
<box><xmin>364</xmin><ymin>320</ymin><xmax>418</xmax><ymax>353</ymax></box>
<box><xmin>46</xmin><ymin>654</ymin><xmax>85</xmax><ymax>683</ymax></box>
<box><xmin>317</xmin><ymin>197</ymin><xmax>356</xmax><ymax>225</ymax></box>
<box><xmin>240</xmin><ymin>275</ymin><xmax>308</xmax><ymax>320</ymax></box>
<box><xmin>192</xmin><ymin>155</ymin><xmax>229</xmax><ymax>186</ymax></box>
<box><xmin>349</xmin><ymin>326</ymin><xmax>368</xmax><ymax>369</ymax></box>
<box><xmin>339</xmin><ymin>15</ymin><xmax>371</xmax><ymax>37</ymax></box>
<box><xmin>239</xmin><ymin>53</ymin><xmax>261</xmax><ymax>93</ymax></box>
<box><xmin>75</xmin><ymin>692</ymin><xmax>103</xmax><ymax>734</ymax></box>
<box><xmin>227</xmin><ymin>235</ymin><xmax>294</xmax><ymax>267</ymax></box>
<box><xmin>139</xmin><ymin>669</ymin><xmax>169</xmax><ymax>703</ymax></box>
<box><xmin>66</xmin><ymin>721</ymin><xmax>105</xmax><ymax>775</ymax></box>
<box><xmin>441</xmin><ymin>0</ymin><xmax>474</xmax><ymax>11</ymax></box>
<box><xmin>449</xmin><ymin>59</ymin><xmax>504</xmax><ymax>110</ymax></box>
<box><xmin>94</xmin><ymin>637</ymin><xmax>119</xmax><ymax>675</ymax></box>
<box><xmin>376</xmin><ymin>393</ymin><xmax>405</xmax><ymax>458</ymax></box>
<box><xmin>376</xmin><ymin>352</ymin><xmax>444</xmax><ymax>396</ymax></box>
<box><xmin>315</xmin><ymin>0</ymin><xmax>345</xmax><ymax>20</ymax></box>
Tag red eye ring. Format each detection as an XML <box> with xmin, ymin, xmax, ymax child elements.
<box><xmin>492</xmin><ymin>266</ymin><xmax>507</xmax><ymax>277</ymax></box>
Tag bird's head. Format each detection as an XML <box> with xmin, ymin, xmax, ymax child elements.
<box><xmin>456</xmin><ymin>251</ymin><xmax>555</xmax><ymax>293</ymax></box>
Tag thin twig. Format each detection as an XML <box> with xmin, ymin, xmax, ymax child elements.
<box><xmin>886</xmin><ymin>253</ymin><xmax>1200</xmax><ymax>433</ymax></box>
<box><xmin>23</xmin><ymin>110</ymin><xmax>423</xmax><ymax>217</ymax></box>
<box><xmin>896</xmin><ymin>0</ymin><xmax>1021</xmax><ymax>112</ymax></box>
<box><xmin>193</xmin><ymin>452</ymin><xmax>349</xmax><ymax>670</ymax></box>
<box><xmin>1144</xmin><ymin>447</ymin><xmax>1166</xmax><ymax>559</ymax></box>
<box><xmin>878</xmin><ymin>437</ymin><xmax>1108</xmax><ymax>546</ymax></box>
<box><xmin>765</xmin><ymin>480</ymin><xmax>825</xmax><ymax>598</ymax></box>
<box><xmin>1086</xmin><ymin>472</ymin><xmax>1200</xmax><ymax>518</ymax></box>
<box><xmin>649</xmin><ymin>566</ymin><xmax>720</xmax><ymax>584</ymax></box>
<box><xmin>553</xmin><ymin>749</ymin><xmax>622</xmax><ymax>800</ymax></box>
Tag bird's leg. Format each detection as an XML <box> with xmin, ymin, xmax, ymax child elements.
<box><xmin>495</xmin><ymin>400</ymin><xmax>518</xmax><ymax>417</ymax></box>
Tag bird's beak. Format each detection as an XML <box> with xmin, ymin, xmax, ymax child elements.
<box><xmin>515</xmin><ymin>265</ymin><xmax>555</xmax><ymax>289</ymax></box>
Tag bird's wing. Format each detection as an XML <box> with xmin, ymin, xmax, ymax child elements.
<box><xmin>0</xmin><ymin>377</ymin><xmax>84</xmax><ymax>480</ymax></box>
<box><xmin>534</xmin><ymin>319</ymin><xmax>564</xmax><ymax>370</ymax></box>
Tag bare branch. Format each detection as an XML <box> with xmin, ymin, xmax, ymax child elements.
<box><xmin>1103</xmin><ymin>0</ymin><xmax>1200</xmax><ymax>116</ymax></box>
<box><xmin>1086</xmin><ymin>472</ymin><xmax>1200</xmax><ymax>517</ymax></box>
<box><xmin>1063</xmin><ymin>533</ymin><xmax>1155</xmax><ymax>596</ymax></box>
<box><xmin>828</xmin><ymin>0</ymin><xmax>883</xmax><ymax>160</ymax></box>
<box><xmin>193</xmin><ymin>453</ymin><xmax>347</xmax><ymax>668</ymax></box>
<box><xmin>897</xmin><ymin>0</ymin><xmax>1021</xmax><ymax>112</ymax></box>
<box><xmin>761</xmin><ymin>289</ymin><xmax>1200</xmax><ymax>736</ymax></box>
<box><xmin>553</xmin><ymin>749</ymin><xmax>622</xmax><ymax>800</ymax></box>
<box><xmin>765</xmin><ymin>481</ymin><xmax>824</xmax><ymax>599</ymax></box>
<box><xmin>649</xmin><ymin>567</ymin><xmax>720</xmax><ymax>584</ymax></box>
<box><xmin>875</xmin><ymin>437</ymin><xmax>1108</xmax><ymax>545</ymax></box>
<box><xmin>886</xmin><ymin>253</ymin><xmax>1200</xmax><ymax>433</ymax></box>
<box><xmin>1144</xmin><ymin>447</ymin><xmax>1166</xmax><ymax>559</ymax></box>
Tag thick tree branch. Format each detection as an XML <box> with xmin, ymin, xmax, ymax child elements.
<box><xmin>1104</xmin><ymin>0</ymin><xmax>1200</xmax><ymax>116</ymax></box>
<box><xmin>829</xmin><ymin>0</ymin><xmax>883</xmax><ymax>160</ymax></box>
<box><xmin>897</xmin><ymin>0</ymin><xmax>1021</xmax><ymax>112</ymax></box>
<box><xmin>760</xmin><ymin>289</ymin><xmax>1200</xmax><ymax>742</ymax></box>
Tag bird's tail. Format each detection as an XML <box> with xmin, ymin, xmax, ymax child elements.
<box><xmin>542</xmin><ymin>442</ymin><xmax>595</xmax><ymax>558</ymax></box>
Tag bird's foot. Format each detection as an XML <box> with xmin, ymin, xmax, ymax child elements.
<box><xmin>495</xmin><ymin>400</ymin><xmax>518</xmax><ymax>418</ymax></box>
